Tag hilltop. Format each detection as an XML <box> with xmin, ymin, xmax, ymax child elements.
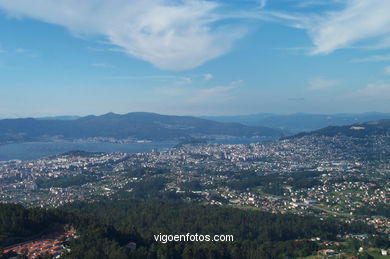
<box><xmin>290</xmin><ymin>119</ymin><xmax>390</xmax><ymax>139</ymax></box>
<box><xmin>203</xmin><ymin>112</ymin><xmax>390</xmax><ymax>133</ymax></box>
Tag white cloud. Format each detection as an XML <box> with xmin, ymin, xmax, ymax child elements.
<box><xmin>308</xmin><ymin>78</ymin><xmax>338</xmax><ymax>90</ymax></box>
<box><xmin>260</xmin><ymin>0</ymin><xmax>390</xmax><ymax>55</ymax></box>
<box><xmin>384</xmin><ymin>66</ymin><xmax>390</xmax><ymax>76</ymax></box>
<box><xmin>306</xmin><ymin>0</ymin><xmax>390</xmax><ymax>54</ymax></box>
<box><xmin>203</xmin><ymin>73</ymin><xmax>214</xmax><ymax>81</ymax></box>
<box><xmin>351</xmin><ymin>54</ymin><xmax>390</xmax><ymax>63</ymax></box>
<box><xmin>355</xmin><ymin>82</ymin><xmax>390</xmax><ymax>97</ymax></box>
<box><xmin>0</xmin><ymin>0</ymin><xmax>246</xmax><ymax>70</ymax></box>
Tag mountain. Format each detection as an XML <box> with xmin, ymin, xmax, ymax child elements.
<box><xmin>291</xmin><ymin>119</ymin><xmax>390</xmax><ymax>139</ymax></box>
<box><xmin>202</xmin><ymin>112</ymin><xmax>390</xmax><ymax>133</ymax></box>
<box><xmin>202</xmin><ymin>113</ymin><xmax>275</xmax><ymax>125</ymax></box>
<box><xmin>0</xmin><ymin>112</ymin><xmax>284</xmax><ymax>144</ymax></box>
<box><xmin>283</xmin><ymin>119</ymin><xmax>390</xmax><ymax>161</ymax></box>
<box><xmin>37</xmin><ymin>116</ymin><xmax>81</xmax><ymax>120</ymax></box>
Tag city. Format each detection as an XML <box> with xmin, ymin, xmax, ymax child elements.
<box><xmin>1</xmin><ymin>132</ymin><xmax>389</xmax><ymax>257</ymax></box>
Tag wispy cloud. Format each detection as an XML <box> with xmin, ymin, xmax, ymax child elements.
<box><xmin>308</xmin><ymin>78</ymin><xmax>338</xmax><ymax>90</ymax></box>
<box><xmin>156</xmin><ymin>80</ymin><xmax>242</xmax><ymax>103</ymax></box>
<box><xmin>2</xmin><ymin>0</ymin><xmax>388</xmax><ymax>72</ymax></box>
<box><xmin>107</xmin><ymin>73</ymin><xmax>220</xmax><ymax>84</ymax></box>
<box><xmin>351</xmin><ymin>54</ymin><xmax>390</xmax><ymax>63</ymax></box>
<box><xmin>14</xmin><ymin>48</ymin><xmax>28</xmax><ymax>53</ymax></box>
<box><xmin>259</xmin><ymin>0</ymin><xmax>390</xmax><ymax>55</ymax></box>
<box><xmin>91</xmin><ymin>63</ymin><xmax>112</xmax><ymax>68</ymax></box>
<box><xmin>259</xmin><ymin>0</ymin><xmax>267</xmax><ymax>9</ymax></box>
<box><xmin>189</xmin><ymin>79</ymin><xmax>242</xmax><ymax>103</ymax></box>
<box><xmin>108</xmin><ymin>74</ymin><xmax>193</xmax><ymax>84</ymax></box>
<box><xmin>181</xmin><ymin>77</ymin><xmax>192</xmax><ymax>84</ymax></box>
<box><xmin>10</xmin><ymin>47</ymin><xmax>40</xmax><ymax>58</ymax></box>
<box><xmin>307</xmin><ymin>0</ymin><xmax>390</xmax><ymax>54</ymax></box>
<box><xmin>385</xmin><ymin>66</ymin><xmax>390</xmax><ymax>76</ymax></box>
<box><xmin>203</xmin><ymin>73</ymin><xmax>214</xmax><ymax>81</ymax></box>
<box><xmin>0</xmin><ymin>0</ymin><xmax>249</xmax><ymax>71</ymax></box>
<box><xmin>293</xmin><ymin>0</ymin><xmax>342</xmax><ymax>9</ymax></box>
<box><xmin>355</xmin><ymin>82</ymin><xmax>390</xmax><ymax>97</ymax></box>
<box><xmin>189</xmin><ymin>85</ymin><xmax>235</xmax><ymax>103</ymax></box>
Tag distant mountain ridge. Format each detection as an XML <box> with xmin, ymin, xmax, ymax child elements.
<box><xmin>37</xmin><ymin>116</ymin><xmax>81</xmax><ymax>121</ymax></box>
<box><xmin>0</xmin><ymin>112</ymin><xmax>284</xmax><ymax>144</ymax></box>
<box><xmin>290</xmin><ymin>119</ymin><xmax>390</xmax><ymax>139</ymax></box>
<box><xmin>202</xmin><ymin>112</ymin><xmax>390</xmax><ymax>133</ymax></box>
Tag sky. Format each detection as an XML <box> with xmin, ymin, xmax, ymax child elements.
<box><xmin>1</xmin><ymin>0</ymin><xmax>390</xmax><ymax>118</ymax></box>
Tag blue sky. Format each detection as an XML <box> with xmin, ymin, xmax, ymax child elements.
<box><xmin>1</xmin><ymin>0</ymin><xmax>390</xmax><ymax>118</ymax></box>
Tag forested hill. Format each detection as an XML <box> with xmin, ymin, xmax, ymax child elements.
<box><xmin>0</xmin><ymin>112</ymin><xmax>284</xmax><ymax>144</ymax></box>
<box><xmin>289</xmin><ymin>119</ymin><xmax>390</xmax><ymax>139</ymax></box>
<box><xmin>0</xmin><ymin>200</ymin><xmax>378</xmax><ymax>259</ymax></box>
